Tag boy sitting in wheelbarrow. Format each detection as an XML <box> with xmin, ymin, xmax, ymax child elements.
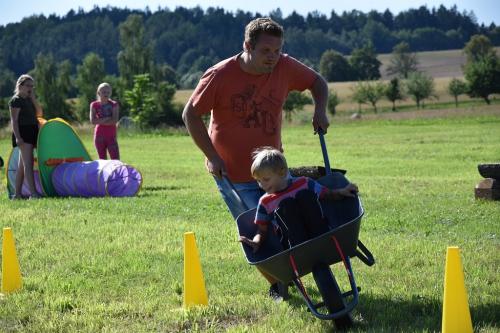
<box><xmin>239</xmin><ymin>147</ymin><xmax>358</xmax><ymax>253</ymax></box>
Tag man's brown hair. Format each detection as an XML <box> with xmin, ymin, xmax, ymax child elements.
<box><xmin>244</xmin><ymin>17</ymin><xmax>284</xmax><ymax>50</ymax></box>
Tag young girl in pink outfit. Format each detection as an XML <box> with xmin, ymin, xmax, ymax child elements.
<box><xmin>90</xmin><ymin>83</ymin><xmax>120</xmax><ymax>160</ymax></box>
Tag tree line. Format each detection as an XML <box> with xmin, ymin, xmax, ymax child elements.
<box><xmin>1</xmin><ymin>4</ymin><xmax>499</xmax><ymax>86</ymax></box>
<box><xmin>0</xmin><ymin>15</ymin><xmax>180</xmax><ymax>129</ymax></box>
<box><xmin>0</xmin><ymin>6</ymin><xmax>499</xmax><ymax>128</ymax></box>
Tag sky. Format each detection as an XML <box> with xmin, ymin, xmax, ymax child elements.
<box><xmin>0</xmin><ymin>0</ymin><xmax>498</xmax><ymax>27</ymax></box>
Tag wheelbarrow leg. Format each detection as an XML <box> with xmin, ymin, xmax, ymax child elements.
<box><xmin>312</xmin><ymin>263</ymin><xmax>354</xmax><ymax>329</ymax></box>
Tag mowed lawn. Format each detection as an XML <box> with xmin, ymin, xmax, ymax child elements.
<box><xmin>0</xmin><ymin>109</ymin><xmax>499</xmax><ymax>332</ymax></box>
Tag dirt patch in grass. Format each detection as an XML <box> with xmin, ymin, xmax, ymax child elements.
<box><xmin>166</xmin><ymin>312</ymin><xmax>260</xmax><ymax>332</ymax></box>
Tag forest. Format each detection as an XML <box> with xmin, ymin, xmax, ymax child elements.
<box><xmin>1</xmin><ymin>4</ymin><xmax>499</xmax><ymax>81</ymax></box>
<box><xmin>0</xmin><ymin>4</ymin><xmax>499</xmax><ymax>126</ymax></box>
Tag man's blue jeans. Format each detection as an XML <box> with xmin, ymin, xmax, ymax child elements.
<box><xmin>214</xmin><ymin>177</ymin><xmax>264</xmax><ymax>219</ymax></box>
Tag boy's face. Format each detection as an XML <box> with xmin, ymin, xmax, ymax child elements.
<box><xmin>254</xmin><ymin>168</ymin><xmax>288</xmax><ymax>194</ymax></box>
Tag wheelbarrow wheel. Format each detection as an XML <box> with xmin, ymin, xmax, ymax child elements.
<box><xmin>312</xmin><ymin>263</ymin><xmax>354</xmax><ymax>330</ymax></box>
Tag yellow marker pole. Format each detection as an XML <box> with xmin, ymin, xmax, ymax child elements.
<box><xmin>1</xmin><ymin>227</ymin><xmax>22</xmax><ymax>293</ymax></box>
<box><xmin>442</xmin><ymin>246</ymin><xmax>473</xmax><ymax>333</ymax></box>
<box><xmin>183</xmin><ymin>232</ymin><xmax>208</xmax><ymax>308</ymax></box>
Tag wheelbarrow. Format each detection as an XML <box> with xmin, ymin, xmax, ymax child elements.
<box><xmin>232</xmin><ymin>131</ymin><xmax>375</xmax><ymax>329</ymax></box>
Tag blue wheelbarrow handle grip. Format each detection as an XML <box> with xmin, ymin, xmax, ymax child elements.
<box><xmin>317</xmin><ymin>129</ymin><xmax>332</xmax><ymax>175</ymax></box>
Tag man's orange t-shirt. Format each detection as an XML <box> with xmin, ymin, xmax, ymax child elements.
<box><xmin>190</xmin><ymin>52</ymin><xmax>317</xmax><ymax>182</ymax></box>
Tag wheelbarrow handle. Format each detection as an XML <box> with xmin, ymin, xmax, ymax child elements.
<box><xmin>222</xmin><ymin>175</ymin><xmax>249</xmax><ymax>211</ymax></box>
<box><xmin>355</xmin><ymin>240</ymin><xmax>375</xmax><ymax>266</ymax></box>
<box><xmin>317</xmin><ymin>129</ymin><xmax>332</xmax><ymax>175</ymax></box>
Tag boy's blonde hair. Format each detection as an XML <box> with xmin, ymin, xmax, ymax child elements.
<box><xmin>251</xmin><ymin>147</ymin><xmax>288</xmax><ymax>177</ymax></box>
<box><xmin>96</xmin><ymin>82</ymin><xmax>112</xmax><ymax>99</ymax></box>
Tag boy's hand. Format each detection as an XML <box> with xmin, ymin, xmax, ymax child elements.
<box><xmin>338</xmin><ymin>183</ymin><xmax>358</xmax><ymax>197</ymax></box>
<box><xmin>239</xmin><ymin>236</ymin><xmax>261</xmax><ymax>253</ymax></box>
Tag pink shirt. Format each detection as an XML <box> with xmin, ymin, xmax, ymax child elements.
<box><xmin>91</xmin><ymin>100</ymin><xmax>117</xmax><ymax>137</ymax></box>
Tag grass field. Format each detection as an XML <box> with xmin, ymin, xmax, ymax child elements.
<box><xmin>0</xmin><ymin>107</ymin><xmax>499</xmax><ymax>332</ymax></box>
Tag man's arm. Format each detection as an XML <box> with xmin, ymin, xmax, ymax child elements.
<box><xmin>309</xmin><ymin>74</ymin><xmax>330</xmax><ymax>133</ymax></box>
<box><xmin>182</xmin><ymin>101</ymin><xmax>225</xmax><ymax>177</ymax></box>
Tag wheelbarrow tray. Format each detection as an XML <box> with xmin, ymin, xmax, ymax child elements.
<box><xmin>236</xmin><ymin>172</ymin><xmax>364</xmax><ymax>283</ymax></box>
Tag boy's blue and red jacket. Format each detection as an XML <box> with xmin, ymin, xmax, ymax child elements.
<box><xmin>254</xmin><ymin>176</ymin><xmax>328</xmax><ymax>226</ymax></box>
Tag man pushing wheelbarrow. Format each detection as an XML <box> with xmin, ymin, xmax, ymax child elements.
<box><xmin>183</xmin><ymin>16</ymin><xmax>375</xmax><ymax>329</ymax></box>
<box><xmin>183</xmin><ymin>16</ymin><xmax>330</xmax><ymax>297</ymax></box>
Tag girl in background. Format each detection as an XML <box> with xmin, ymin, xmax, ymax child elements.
<box><xmin>90</xmin><ymin>82</ymin><xmax>120</xmax><ymax>160</ymax></box>
<box><xmin>9</xmin><ymin>74</ymin><xmax>43</xmax><ymax>199</ymax></box>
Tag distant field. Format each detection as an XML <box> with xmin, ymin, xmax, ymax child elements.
<box><xmin>175</xmin><ymin>47</ymin><xmax>500</xmax><ymax>116</ymax></box>
<box><xmin>378</xmin><ymin>49</ymin><xmax>467</xmax><ymax>79</ymax></box>
<box><xmin>175</xmin><ymin>77</ymin><xmax>498</xmax><ymax>116</ymax></box>
<box><xmin>380</xmin><ymin>47</ymin><xmax>500</xmax><ymax>79</ymax></box>
<box><xmin>328</xmin><ymin>77</ymin><xmax>464</xmax><ymax>113</ymax></box>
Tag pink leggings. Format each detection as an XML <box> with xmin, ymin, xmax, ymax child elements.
<box><xmin>94</xmin><ymin>134</ymin><xmax>120</xmax><ymax>160</ymax></box>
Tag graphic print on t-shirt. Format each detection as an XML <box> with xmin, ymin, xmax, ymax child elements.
<box><xmin>231</xmin><ymin>84</ymin><xmax>280</xmax><ymax>136</ymax></box>
<box><xmin>97</xmin><ymin>103</ymin><xmax>113</xmax><ymax>119</ymax></box>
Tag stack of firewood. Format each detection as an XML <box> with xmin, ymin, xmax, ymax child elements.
<box><xmin>475</xmin><ymin>164</ymin><xmax>500</xmax><ymax>200</ymax></box>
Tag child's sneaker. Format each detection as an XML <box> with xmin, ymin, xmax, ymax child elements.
<box><xmin>268</xmin><ymin>282</ymin><xmax>289</xmax><ymax>302</ymax></box>
<box><xmin>268</xmin><ymin>283</ymin><xmax>282</xmax><ymax>302</ymax></box>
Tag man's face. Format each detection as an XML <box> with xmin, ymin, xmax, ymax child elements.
<box><xmin>246</xmin><ymin>33</ymin><xmax>283</xmax><ymax>74</ymax></box>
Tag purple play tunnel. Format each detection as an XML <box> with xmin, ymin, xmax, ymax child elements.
<box><xmin>52</xmin><ymin>160</ymin><xmax>142</xmax><ymax>197</ymax></box>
